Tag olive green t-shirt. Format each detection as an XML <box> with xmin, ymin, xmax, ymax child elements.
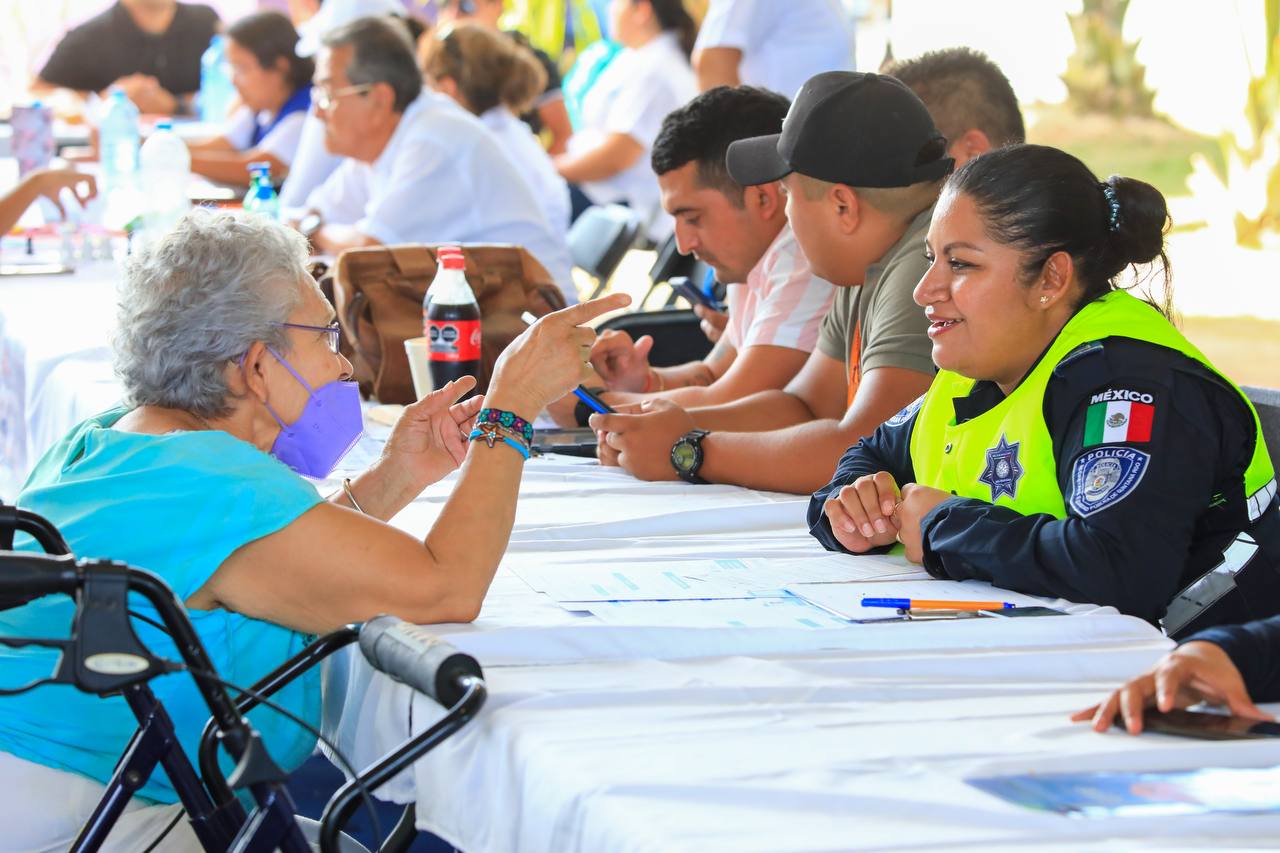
<box><xmin>815</xmin><ymin>205</ymin><xmax>936</xmax><ymax>407</ymax></box>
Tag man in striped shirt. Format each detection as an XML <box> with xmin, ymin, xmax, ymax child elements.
<box><xmin>587</xmin><ymin>86</ymin><xmax>835</xmax><ymax>409</ymax></box>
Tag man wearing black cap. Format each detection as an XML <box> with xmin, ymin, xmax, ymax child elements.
<box><xmin>591</xmin><ymin>71</ymin><xmax>951</xmax><ymax>493</ymax></box>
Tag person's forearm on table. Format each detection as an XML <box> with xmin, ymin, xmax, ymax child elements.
<box><xmin>554</xmin><ymin>134</ymin><xmax>643</xmax><ymax>184</ymax></box>
<box><xmin>0</xmin><ymin>179</ymin><xmax>45</xmax><ymax>234</ymax></box>
<box><xmin>698</xmin><ymin>419</ymin><xmax>864</xmax><ymax>493</ymax></box>
<box><xmin>333</xmin><ymin>457</ymin><xmax>429</xmax><ymax>522</ymax></box>
<box><xmin>686</xmin><ymin>388</ymin><xmax>817</xmax><ymax>432</ymax></box>
<box><xmin>604</xmin><ymin>360</ymin><xmax>716</xmax><ymax>405</ymax></box>
<box><xmin>190</xmin><ymin>150</ymin><xmax>289</xmax><ymax>187</ymax></box>
<box><xmin>311</xmin><ymin>224</ymin><xmax>380</xmax><ymax>254</ymax></box>
<box><xmin>418</xmin><ymin>390</ymin><xmax>534</xmax><ymax>614</ymax></box>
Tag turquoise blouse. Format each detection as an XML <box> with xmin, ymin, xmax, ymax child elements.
<box><xmin>0</xmin><ymin>407</ymin><xmax>324</xmax><ymax>802</ymax></box>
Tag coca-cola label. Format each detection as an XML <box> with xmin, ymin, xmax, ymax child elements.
<box><xmin>426</xmin><ymin>319</ymin><xmax>481</xmax><ymax>361</ymax></box>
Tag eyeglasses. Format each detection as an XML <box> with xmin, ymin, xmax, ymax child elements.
<box><xmin>312</xmin><ymin>83</ymin><xmax>375</xmax><ymax>112</ymax></box>
<box><xmin>277</xmin><ymin>321</ymin><xmax>342</xmax><ymax>353</ymax></box>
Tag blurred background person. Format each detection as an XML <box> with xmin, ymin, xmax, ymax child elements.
<box><xmin>33</xmin><ymin>0</ymin><xmax>218</xmax><ymax>115</ymax></box>
<box><xmin>187</xmin><ymin>12</ymin><xmax>314</xmax><ymax>186</ymax></box>
<box><xmin>436</xmin><ymin>0</ymin><xmax>574</xmax><ymax>155</ymax></box>
<box><xmin>693</xmin><ymin>0</ymin><xmax>854</xmax><ymax>98</ymax></box>
<box><xmin>421</xmin><ymin>22</ymin><xmax>571</xmax><ymax>238</ymax></box>
<box><xmin>0</xmin><ymin>169</ymin><xmax>96</xmax><ymax>234</ymax></box>
<box><xmin>555</xmin><ymin>0</ymin><xmax>697</xmax><ymax>240</ymax></box>
<box><xmin>300</xmin><ymin>17</ymin><xmax>575</xmax><ymax>298</ymax></box>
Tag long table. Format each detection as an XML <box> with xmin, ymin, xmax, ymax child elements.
<box><xmin>321</xmin><ymin>443</ymin><xmax>1280</xmax><ymax>852</ymax></box>
<box><xmin>0</xmin><ymin>261</ymin><xmax>121</xmax><ymax>497</ymax></box>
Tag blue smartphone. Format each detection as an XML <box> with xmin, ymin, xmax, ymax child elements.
<box><xmin>670</xmin><ymin>276</ymin><xmax>719</xmax><ymax>311</ymax></box>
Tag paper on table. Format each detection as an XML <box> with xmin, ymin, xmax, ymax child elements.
<box><xmin>514</xmin><ymin>553</ymin><xmax>925</xmax><ymax>603</ymax></box>
<box><xmin>544</xmin><ymin>560</ymin><xmax>778</xmax><ymax>604</ymax></box>
<box><xmin>584</xmin><ymin>595</ymin><xmax>853</xmax><ymax>629</ymax></box>
<box><xmin>785</xmin><ymin>578</ymin><xmax>1052</xmax><ymax>623</ymax></box>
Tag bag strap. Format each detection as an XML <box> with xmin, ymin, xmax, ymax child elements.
<box><xmin>342</xmin><ymin>289</ymin><xmax>382</xmax><ymax>368</ymax></box>
<box><xmin>388</xmin><ymin>246</ymin><xmax>436</xmax><ymax>279</ymax></box>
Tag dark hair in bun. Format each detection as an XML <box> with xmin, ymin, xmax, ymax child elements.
<box><xmin>945</xmin><ymin>143</ymin><xmax>1173</xmax><ymax>316</ymax></box>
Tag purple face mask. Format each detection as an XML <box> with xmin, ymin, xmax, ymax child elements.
<box><xmin>263</xmin><ymin>346</ymin><xmax>363</xmax><ymax>478</ymax></box>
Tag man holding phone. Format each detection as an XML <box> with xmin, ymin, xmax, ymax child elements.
<box><xmin>586</xmin><ymin>85</ymin><xmax>835</xmax><ymax>410</ymax></box>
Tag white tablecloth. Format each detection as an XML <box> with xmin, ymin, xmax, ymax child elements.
<box><xmin>321</xmin><ymin>450</ymin><xmax>1280</xmax><ymax>852</ymax></box>
<box><xmin>0</xmin><ymin>262</ymin><xmax>122</xmax><ymax>497</ymax></box>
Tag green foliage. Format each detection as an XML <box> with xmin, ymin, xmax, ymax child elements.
<box><xmin>1061</xmin><ymin>0</ymin><xmax>1157</xmax><ymax>117</ymax></box>
<box><xmin>1188</xmin><ymin>1</ymin><xmax>1280</xmax><ymax>247</ymax></box>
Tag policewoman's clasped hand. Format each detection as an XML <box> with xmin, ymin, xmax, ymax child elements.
<box><xmin>823</xmin><ymin>473</ymin><xmax>951</xmax><ymax>562</ymax></box>
<box><xmin>487</xmin><ymin>293</ymin><xmax>632</xmax><ymax>420</ymax></box>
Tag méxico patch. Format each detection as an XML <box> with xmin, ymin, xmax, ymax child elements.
<box><xmin>1070</xmin><ymin>446</ymin><xmax>1151</xmax><ymax>517</ymax></box>
<box><xmin>1084</xmin><ymin>389</ymin><xmax>1155</xmax><ymax>445</ymax></box>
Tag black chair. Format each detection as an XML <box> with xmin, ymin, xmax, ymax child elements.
<box><xmin>640</xmin><ymin>233</ymin><xmax>710</xmax><ymax>309</ymax></box>
<box><xmin>598</xmin><ymin>308</ymin><xmax>714</xmax><ymax>368</ymax></box>
<box><xmin>0</xmin><ymin>504</ymin><xmax>486</xmax><ymax>853</ymax></box>
<box><xmin>567</xmin><ymin>204</ymin><xmax>641</xmax><ymax>299</ymax></box>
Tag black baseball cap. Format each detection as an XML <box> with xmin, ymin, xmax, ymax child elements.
<box><xmin>726</xmin><ymin>71</ymin><xmax>954</xmax><ymax>188</ymax></box>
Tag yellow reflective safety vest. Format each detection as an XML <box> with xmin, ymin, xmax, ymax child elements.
<box><xmin>908</xmin><ymin>290</ymin><xmax>1277</xmax><ymax>634</ymax></box>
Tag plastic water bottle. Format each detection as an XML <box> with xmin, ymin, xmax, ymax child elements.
<box><xmin>139</xmin><ymin>120</ymin><xmax>191</xmax><ymax>237</ymax></box>
<box><xmin>99</xmin><ymin>89</ymin><xmax>140</xmax><ymax>195</ymax></box>
<box><xmin>424</xmin><ymin>247</ymin><xmax>481</xmax><ymax>393</ymax></box>
<box><xmin>242</xmin><ymin>163</ymin><xmax>260</xmax><ymax>208</ymax></box>
<box><xmin>199</xmin><ymin>35</ymin><xmax>235</xmax><ymax>124</ymax></box>
<box><xmin>244</xmin><ymin>162</ymin><xmax>280</xmax><ymax>221</ymax></box>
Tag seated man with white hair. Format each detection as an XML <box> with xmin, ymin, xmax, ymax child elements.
<box><xmin>298</xmin><ymin>15</ymin><xmax>576</xmax><ymax>300</ymax></box>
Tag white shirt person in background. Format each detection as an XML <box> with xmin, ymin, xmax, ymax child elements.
<box><xmin>693</xmin><ymin>0</ymin><xmax>854</xmax><ymax>98</ymax></box>
<box><xmin>554</xmin><ymin>0</ymin><xmax>698</xmax><ymax>241</ymax></box>
<box><xmin>299</xmin><ymin>16</ymin><xmax>576</xmax><ymax>302</ymax></box>
<box><xmin>419</xmin><ymin>22</ymin><xmax>572</xmax><ymax>239</ymax></box>
<box><xmin>186</xmin><ymin>11</ymin><xmax>314</xmax><ymax>186</ymax></box>
<box><xmin>277</xmin><ymin>0</ymin><xmax>407</xmax><ymax>210</ymax></box>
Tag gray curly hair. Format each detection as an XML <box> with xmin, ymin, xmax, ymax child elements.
<box><xmin>113</xmin><ymin>209</ymin><xmax>316</xmax><ymax>418</ymax></box>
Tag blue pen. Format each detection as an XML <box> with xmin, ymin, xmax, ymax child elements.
<box><xmin>861</xmin><ymin>597</ymin><xmax>1015</xmax><ymax>610</ymax></box>
<box><xmin>574</xmin><ymin>385</ymin><xmax>614</xmax><ymax>415</ymax></box>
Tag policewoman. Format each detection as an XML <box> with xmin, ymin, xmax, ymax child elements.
<box><xmin>809</xmin><ymin>144</ymin><xmax>1279</xmax><ymax>639</ymax></box>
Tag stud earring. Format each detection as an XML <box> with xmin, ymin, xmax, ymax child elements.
<box><xmin>1039</xmin><ymin>295</ymin><xmax>1049</xmax><ymax>304</ymax></box>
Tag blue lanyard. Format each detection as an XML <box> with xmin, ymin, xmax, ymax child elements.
<box><xmin>250</xmin><ymin>86</ymin><xmax>311</xmax><ymax>148</ymax></box>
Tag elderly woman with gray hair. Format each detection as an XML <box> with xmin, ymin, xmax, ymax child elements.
<box><xmin>0</xmin><ymin>209</ymin><xmax>626</xmax><ymax>849</ymax></box>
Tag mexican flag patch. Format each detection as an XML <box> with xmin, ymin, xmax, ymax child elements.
<box><xmin>1084</xmin><ymin>398</ymin><xmax>1153</xmax><ymax>445</ymax></box>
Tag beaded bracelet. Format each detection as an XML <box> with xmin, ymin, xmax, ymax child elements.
<box><xmin>477</xmin><ymin>407</ymin><xmax>534</xmax><ymax>445</ymax></box>
<box><xmin>469</xmin><ymin>425</ymin><xmax>531</xmax><ymax>460</ymax></box>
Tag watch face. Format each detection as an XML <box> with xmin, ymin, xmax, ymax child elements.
<box><xmin>672</xmin><ymin>439</ymin><xmax>698</xmax><ymax>472</ymax></box>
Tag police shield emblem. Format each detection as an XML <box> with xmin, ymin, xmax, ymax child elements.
<box><xmin>1070</xmin><ymin>446</ymin><xmax>1151</xmax><ymax>517</ymax></box>
<box><xmin>978</xmin><ymin>434</ymin><xmax>1024</xmax><ymax>502</ymax></box>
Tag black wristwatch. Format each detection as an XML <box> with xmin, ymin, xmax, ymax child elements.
<box><xmin>670</xmin><ymin>429</ymin><xmax>710</xmax><ymax>484</ymax></box>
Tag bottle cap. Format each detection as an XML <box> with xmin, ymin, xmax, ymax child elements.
<box><xmin>156</xmin><ymin>120</ymin><xmax>173</xmax><ymax>131</ymax></box>
<box><xmin>440</xmin><ymin>254</ymin><xmax>465</xmax><ymax>270</ymax></box>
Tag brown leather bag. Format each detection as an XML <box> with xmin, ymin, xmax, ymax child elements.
<box><xmin>327</xmin><ymin>245</ymin><xmax>568</xmax><ymax>403</ymax></box>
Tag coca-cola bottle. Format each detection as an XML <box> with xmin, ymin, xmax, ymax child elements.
<box><xmin>424</xmin><ymin>247</ymin><xmax>481</xmax><ymax>394</ymax></box>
